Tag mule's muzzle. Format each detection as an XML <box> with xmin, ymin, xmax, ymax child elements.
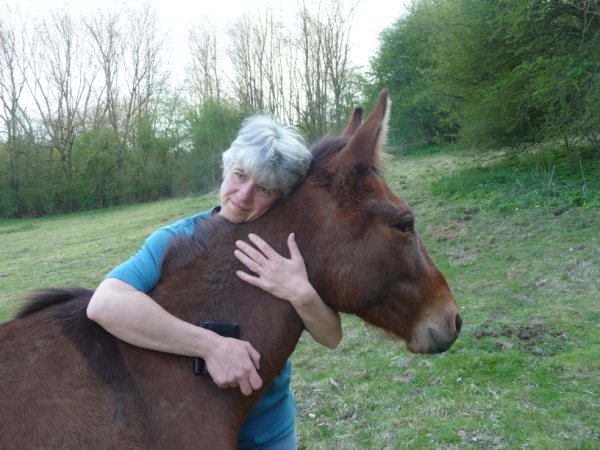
<box><xmin>407</xmin><ymin>309</ymin><xmax>462</xmax><ymax>354</ymax></box>
<box><xmin>427</xmin><ymin>313</ymin><xmax>462</xmax><ymax>353</ymax></box>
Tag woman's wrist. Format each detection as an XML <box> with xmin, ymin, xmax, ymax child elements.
<box><xmin>193</xmin><ymin>327</ymin><xmax>222</xmax><ymax>359</ymax></box>
<box><xmin>289</xmin><ymin>284</ymin><xmax>319</xmax><ymax>309</ymax></box>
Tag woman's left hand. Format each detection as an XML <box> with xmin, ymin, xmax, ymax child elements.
<box><xmin>234</xmin><ymin>233</ymin><xmax>313</xmax><ymax>306</ymax></box>
<box><xmin>235</xmin><ymin>232</ymin><xmax>343</xmax><ymax>349</ymax></box>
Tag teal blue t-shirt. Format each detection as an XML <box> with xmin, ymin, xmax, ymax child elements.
<box><xmin>106</xmin><ymin>208</ymin><xmax>295</xmax><ymax>449</ymax></box>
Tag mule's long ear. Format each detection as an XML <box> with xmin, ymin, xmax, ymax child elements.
<box><xmin>336</xmin><ymin>89</ymin><xmax>390</xmax><ymax>170</ymax></box>
<box><xmin>342</xmin><ymin>107</ymin><xmax>363</xmax><ymax>137</ymax></box>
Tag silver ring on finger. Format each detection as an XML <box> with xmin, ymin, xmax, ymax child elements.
<box><xmin>256</xmin><ymin>265</ymin><xmax>262</xmax><ymax>273</ymax></box>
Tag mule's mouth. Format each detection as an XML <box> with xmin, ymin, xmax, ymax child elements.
<box><xmin>427</xmin><ymin>328</ymin><xmax>440</xmax><ymax>354</ymax></box>
<box><xmin>427</xmin><ymin>327</ymin><xmax>455</xmax><ymax>354</ymax></box>
<box><xmin>407</xmin><ymin>313</ymin><xmax>462</xmax><ymax>354</ymax></box>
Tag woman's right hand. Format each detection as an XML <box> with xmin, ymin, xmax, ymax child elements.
<box><xmin>204</xmin><ymin>334</ymin><xmax>263</xmax><ymax>396</ymax></box>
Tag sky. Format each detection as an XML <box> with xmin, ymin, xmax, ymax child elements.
<box><xmin>7</xmin><ymin>0</ymin><xmax>408</xmax><ymax>81</ymax></box>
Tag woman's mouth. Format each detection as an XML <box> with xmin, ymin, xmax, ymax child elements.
<box><xmin>231</xmin><ymin>199</ymin><xmax>249</xmax><ymax>212</ymax></box>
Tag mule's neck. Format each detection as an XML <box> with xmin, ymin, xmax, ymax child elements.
<box><xmin>152</xmin><ymin>207</ymin><xmax>305</xmax><ymax>381</ymax></box>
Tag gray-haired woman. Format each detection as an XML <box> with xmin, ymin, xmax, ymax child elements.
<box><xmin>87</xmin><ymin>115</ymin><xmax>342</xmax><ymax>450</ymax></box>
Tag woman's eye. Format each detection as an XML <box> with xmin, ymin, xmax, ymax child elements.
<box><xmin>393</xmin><ymin>218</ymin><xmax>414</xmax><ymax>232</ymax></box>
<box><xmin>257</xmin><ymin>186</ymin><xmax>273</xmax><ymax>197</ymax></box>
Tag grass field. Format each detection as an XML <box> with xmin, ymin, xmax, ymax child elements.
<box><xmin>1</xmin><ymin>144</ymin><xmax>599</xmax><ymax>449</ymax></box>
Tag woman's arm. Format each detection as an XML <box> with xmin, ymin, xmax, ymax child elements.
<box><xmin>87</xmin><ymin>278</ymin><xmax>262</xmax><ymax>395</ymax></box>
<box><xmin>234</xmin><ymin>233</ymin><xmax>342</xmax><ymax>349</ymax></box>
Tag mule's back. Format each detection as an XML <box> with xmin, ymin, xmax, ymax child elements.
<box><xmin>0</xmin><ymin>288</ymin><xmax>150</xmax><ymax>447</ymax></box>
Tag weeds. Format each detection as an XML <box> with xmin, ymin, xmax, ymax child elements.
<box><xmin>429</xmin><ymin>144</ymin><xmax>599</xmax><ymax>216</ymax></box>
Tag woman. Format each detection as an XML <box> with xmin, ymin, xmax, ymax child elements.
<box><xmin>87</xmin><ymin>115</ymin><xmax>342</xmax><ymax>449</ymax></box>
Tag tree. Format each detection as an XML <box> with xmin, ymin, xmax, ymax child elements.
<box><xmin>228</xmin><ymin>8</ymin><xmax>281</xmax><ymax>114</ymax></box>
<box><xmin>368</xmin><ymin>0</ymin><xmax>600</xmax><ymax>149</ymax></box>
<box><xmin>321</xmin><ymin>0</ymin><xmax>355</xmax><ymax>131</ymax></box>
<box><xmin>176</xmin><ymin>99</ymin><xmax>245</xmax><ymax>194</ymax></box>
<box><xmin>367</xmin><ymin>0</ymin><xmax>454</xmax><ymax>146</ymax></box>
<box><xmin>0</xmin><ymin>5</ymin><xmax>33</xmax><ymax>215</ymax></box>
<box><xmin>225</xmin><ymin>0</ymin><xmax>359</xmax><ymax>138</ymax></box>
<box><xmin>29</xmin><ymin>9</ymin><xmax>95</xmax><ymax>212</ymax></box>
<box><xmin>85</xmin><ymin>4</ymin><xmax>169</xmax><ymax>202</ymax></box>
<box><xmin>187</xmin><ymin>21</ymin><xmax>222</xmax><ymax>104</ymax></box>
<box><xmin>296</xmin><ymin>2</ymin><xmax>329</xmax><ymax>140</ymax></box>
<box><xmin>84</xmin><ymin>8</ymin><xmax>123</xmax><ymax>166</ymax></box>
<box><xmin>295</xmin><ymin>0</ymin><xmax>358</xmax><ymax>140</ymax></box>
<box><xmin>0</xmin><ymin>0</ymin><xmax>373</xmax><ymax>216</ymax></box>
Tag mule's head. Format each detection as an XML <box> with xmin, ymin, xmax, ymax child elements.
<box><xmin>301</xmin><ymin>89</ymin><xmax>461</xmax><ymax>354</ymax></box>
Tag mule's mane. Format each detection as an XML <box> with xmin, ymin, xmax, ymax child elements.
<box><xmin>16</xmin><ymin>287</ymin><xmax>94</xmax><ymax>319</ymax></box>
<box><xmin>160</xmin><ymin>215</ymin><xmax>234</xmax><ymax>279</ymax></box>
<box><xmin>309</xmin><ymin>135</ymin><xmax>348</xmax><ymax>174</ymax></box>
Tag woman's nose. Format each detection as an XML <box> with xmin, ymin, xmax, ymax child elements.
<box><xmin>238</xmin><ymin>182</ymin><xmax>254</xmax><ymax>202</ymax></box>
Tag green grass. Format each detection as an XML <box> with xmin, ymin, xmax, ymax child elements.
<box><xmin>0</xmin><ymin>193</ymin><xmax>219</xmax><ymax>321</ymax></box>
<box><xmin>1</xmin><ymin>144</ymin><xmax>599</xmax><ymax>449</ymax></box>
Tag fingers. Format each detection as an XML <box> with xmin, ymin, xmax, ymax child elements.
<box><xmin>247</xmin><ymin>347</ymin><xmax>263</xmax><ymax>390</ymax></box>
<box><xmin>214</xmin><ymin>373</ymin><xmax>260</xmax><ymax>396</ymax></box>
<box><xmin>234</xmin><ymin>373</ymin><xmax>262</xmax><ymax>396</ymax></box>
<box><xmin>248</xmin><ymin>370</ymin><xmax>263</xmax><ymax>391</ymax></box>
<box><xmin>235</xmin><ymin>269</ymin><xmax>261</xmax><ymax>287</ymax></box>
<box><xmin>235</xmin><ymin>233</ymin><xmax>310</xmax><ymax>300</ymax></box>
<box><xmin>286</xmin><ymin>233</ymin><xmax>303</xmax><ymax>261</ymax></box>
<box><xmin>238</xmin><ymin>379</ymin><xmax>253</xmax><ymax>396</ymax></box>
<box><xmin>247</xmin><ymin>233</ymin><xmax>280</xmax><ymax>259</ymax></box>
<box><xmin>236</xmin><ymin>344</ymin><xmax>262</xmax><ymax>395</ymax></box>
<box><xmin>235</xmin><ymin>236</ymin><xmax>273</xmax><ymax>272</ymax></box>
<box><xmin>215</xmin><ymin>377</ymin><xmax>253</xmax><ymax>396</ymax></box>
<box><xmin>245</xmin><ymin>232</ymin><xmax>303</xmax><ymax>262</ymax></box>
<box><xmin>206</xmin><ymin>336</ymin><xmax>263</xmax><ymax>396</ymax></box>
<box><xmin>247</xmin><ymin>343</ymin><xmax>261</xmax><ymax>370</ymax></box>
<box><xmin>235</xmin><ymin>233</ymin><xmax>286</xmax><ymax>275</ymax></box>
<box><xmin>234</xmin><ymin>248</ymin><xmax>263</xmax><ymax>274</ymax></box>
<box><xmin>235</xmin><ymin>233</ymin><xmax>297</xmax><ymax>268</ymax></box>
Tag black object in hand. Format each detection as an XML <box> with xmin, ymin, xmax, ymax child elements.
<box><xmin>194</xmin><ymin>322</ymin><xmax>240</xmax><ymax>375</ymax></box>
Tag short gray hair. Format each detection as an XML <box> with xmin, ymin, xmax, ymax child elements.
<box><xmin>221</xmin><ymin>115</ymin><xmax>312</xmax><ymax>196</ymax></box>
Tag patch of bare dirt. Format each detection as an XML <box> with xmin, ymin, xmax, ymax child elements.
<box><xmin>473</xmin><ymin>322</ymin><xmax>569</xmax><ymax>356</ymax></box>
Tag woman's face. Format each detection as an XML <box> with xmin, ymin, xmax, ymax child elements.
<box><xmin>219</xmin><ymin>166</ymin><xmax>282</xmax><ymax>223</ymax></box>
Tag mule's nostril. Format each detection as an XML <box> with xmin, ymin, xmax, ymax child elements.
<box><xmin>455</xmin><ymin>314</ymin><xmax>463</xmax><ymax>334</ymax></box>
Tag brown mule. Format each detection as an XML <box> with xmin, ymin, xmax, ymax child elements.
<box><xmin>0</xmin><ymin>90</ymin><xmax>461</xmax><ymax>449</ymax></box>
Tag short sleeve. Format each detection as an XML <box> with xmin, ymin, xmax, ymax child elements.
<box><xmin>105</xmin><ymin>229</ymin><xmax>176</xmax><ymax>294</ymax></box>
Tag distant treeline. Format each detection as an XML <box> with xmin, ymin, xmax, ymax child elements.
<box><xmin>1</xmin><ymin>0</ymin><xmax>598</xmax><ymax>217</ymax></box>
<box><xmin>365</xmin><ymin>0</ymin><xmax>599</xmax><ymax>150</ymax></box>
<box><xmin>0</xmin><ymin>1</ymin><xmax>362</xmax><ymax>217</ymax></box>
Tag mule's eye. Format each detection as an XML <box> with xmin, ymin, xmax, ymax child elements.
<box><xmin>393</xmin><ymin>218</ymin><xmax>414</xmax><ymax>232</ymax></box>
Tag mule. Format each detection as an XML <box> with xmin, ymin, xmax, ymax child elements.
<box><xmin>0</xmin><ymin>90</ymin><xmax>461</xmax><ymax>448</ymax></box>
